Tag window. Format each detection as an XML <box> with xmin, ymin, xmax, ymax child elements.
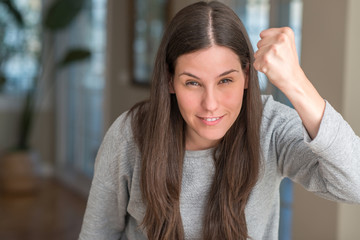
<box><xmin>0</xmin><ymin>0</ymin><xmax>41</xmax><ymax>95</ymax></box>
<box><xmin>235</xmin><ymin>1</ymin><xmax>303</xmax><ymax>239</ymax></box>
<box><xmin>131</xmin><ymin>0</ymin><xmax>168</xmax><ymax>84</ymax></box>
<box><xmin>56</xmin><ymin>0</ymin><xmax>107</xmax><ymax>193</ymax></box>
<box><xmin>274</xmin><ymin>3</ymin><xmax>303</xmax><ymax>240</ymax></box>
<box><xmin>235</xmin><ymin>0</ymin><xmax>270</xmax><ymax>91</ymax></box>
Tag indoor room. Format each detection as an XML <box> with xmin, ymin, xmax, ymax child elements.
<box><xmin>0</xmin><ymin>0</ymin><xmax>359</xmax><ymax>239</ymax></box>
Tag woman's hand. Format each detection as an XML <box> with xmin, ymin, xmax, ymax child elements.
<box><xmin>254</xmin><ymin>27</ymin><xmax>303</xmax><ymax>93</ymax></box>
<box><xmin>254</xmin><ymin>27</ymin><xmax>326</xmax><ymax>139</ymax></box>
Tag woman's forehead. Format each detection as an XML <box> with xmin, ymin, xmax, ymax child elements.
<box><xmin>174</xmin><ymin>45</ymin><xmax>242</xmax><ymax>76</ymax></box>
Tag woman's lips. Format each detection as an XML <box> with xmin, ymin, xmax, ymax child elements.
<box><xmin>198</xmin><ymin>115</ymin><xmax>224</xmax><ymax>126</ymax></box>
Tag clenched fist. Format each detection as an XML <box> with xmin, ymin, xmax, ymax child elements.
<box><xmin>254</xmin><ymin>27</ymin><xmax>305</xmax><ymax>94</ymax></box>
<box><xmin>253</xmin><ymin>27</ymin><xmax>325</xmax><ymax>139</ymax></box>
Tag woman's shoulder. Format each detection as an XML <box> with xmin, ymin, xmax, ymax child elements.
<box><xmin>260</xmin><ymin>95</ymin><xmax>303</xmax><ymax>140</ymax></box>
<box><xmin>261</xmin><ymin>94</ymin><xmax>298</xmax><ymax>122</ymax></box>
<box><xmin>108</xmin><ymin>110</ymin><xmax>134</xmax><ymax>139</ymax></box>
<box><xmin>93</xmin><ymin>110</ymin><xmax>140</xmax><ymax>187</ymax></box>
<box><xmin>106</xmin><ymin>100</ymin><xmax>149</xmax><ymax>140</ymax></box>
<box><xmin>102</xmin><ymin>101</ymin><xmax>150</xmax><ymax>159</ymax></box>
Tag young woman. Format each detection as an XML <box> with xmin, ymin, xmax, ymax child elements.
<box><xmin>79</xmin><ymin>1</ymin><xmax>360</xmax><ymax>240</ymax></box>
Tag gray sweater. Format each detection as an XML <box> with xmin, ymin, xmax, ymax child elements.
<box><xmin>79</xmin><ymin>95</ymin><xmax>360</xmax><ymax>240</ymax></box>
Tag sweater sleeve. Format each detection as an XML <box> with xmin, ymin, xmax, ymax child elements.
<box><xmin>79</xmin><ymin>113</ymin><xmax>133</xmax><ymax>240</ymax></box>
<box><xmin>275</xmin><ymin>100</ymin><xmax>360</xmax><ymax>203</ymax></box>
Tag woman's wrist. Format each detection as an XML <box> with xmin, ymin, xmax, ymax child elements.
<box><xmin>282</xmin><ymin>72</ymin><xmax>326</xmax><ymax>139</ymax></box>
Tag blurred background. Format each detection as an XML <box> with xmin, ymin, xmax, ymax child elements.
<box><xmin>0</xmin><ymin>0</ymin><xmax>359</xmax><ymax>239</ymax></box>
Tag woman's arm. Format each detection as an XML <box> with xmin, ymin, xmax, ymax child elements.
<box><xmin>79</xmin><ymin>114</ymin><xmax>131</xmax><ymax>240</ymax></box>
<box><xmin>79</xmin><ymin>177</ymin><xmax>127</xmax><ymax>240</ymax></box>
<box><xmin>254</xmin><ymin>27</ymin><xmax>325</xmax><ymax>139</ymax></box>
<box><xmin>270</xmin><ymin>98</ymin><xmax>360</xmax><ymax>203</ymax></box>
<box><xmin>255</xmin><ymin>28</ymin><xmax>360</xmax><ymax>202</ymax></box>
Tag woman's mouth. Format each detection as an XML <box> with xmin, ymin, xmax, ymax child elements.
<box><xmin>204</xmin><ymin>117</ymin><xmax>221</xmax><ymax>122</ymax></box>
<box><xmin>198</xmin><ymin>115</ymin><xmax>224</xmax><ymax>126</ymax></box>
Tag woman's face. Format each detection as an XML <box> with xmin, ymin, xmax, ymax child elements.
<box><xmin>171</xmin><ymin>45</ymin><xmax>248</xmax><ymax>150</ymax></box>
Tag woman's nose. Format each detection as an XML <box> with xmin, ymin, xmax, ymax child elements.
<box><xmin>201</xmin><ymin>89</ymin><xmax>219</xmax><ymax>112</ymax></box>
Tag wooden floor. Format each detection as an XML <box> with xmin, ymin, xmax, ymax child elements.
<box><xmin>0</xmin><ymin>178</ymin><xmax>87</xmax><ymax>240</ymax></box>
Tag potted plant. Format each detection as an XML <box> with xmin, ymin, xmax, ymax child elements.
<box><xmin>0</xmin><ymin>0</ymin><xmax>91</xmax><ymax>193</ymax></box>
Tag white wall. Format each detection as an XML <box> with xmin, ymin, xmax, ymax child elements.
<box><xmin>338</xmin><ymin>0</ymin><xmax>360</xmax><ymax>238</ymax></box>
<box><xmin>294</xmin><ymin>0</ymin><xmax>360</xmax><ymax>239</ymax></box>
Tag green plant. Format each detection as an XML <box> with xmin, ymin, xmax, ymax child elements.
<box><xmin>0</xmin><ymin>0</ymin><xmax>91</xmax><ymax>151</ymax></box>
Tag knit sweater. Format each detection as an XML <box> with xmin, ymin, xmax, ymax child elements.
<box><xmin>79</xmin><ymin>95</ymin><xmax>360</xmax><ymax>240</ymax></box>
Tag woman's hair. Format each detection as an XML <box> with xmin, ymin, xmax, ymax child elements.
<box><xmin>129</xmin><ymin>1</ymin><xmax>262</xmax><ymax>239</ymax></box>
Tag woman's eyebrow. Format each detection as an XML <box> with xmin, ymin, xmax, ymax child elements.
<box><xmin>178</xmin><ymin>72</ymin><xmax>200</xmax><ymax>79</ymax></box>
<box><xmin>218</xmin><ymin>69</ymin><xmax>239</xmax><ymax>77</ymax></box>
<box><xmin>178</xmin><ymin>69</ymin><xmax>239</xmax><ymax>79</ymax></box>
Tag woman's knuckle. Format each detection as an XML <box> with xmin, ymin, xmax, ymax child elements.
<box><xmin>277</xmin><ymin>33</ymin><xmax>287</xmax><ymax>43</ymax></box>
<box><xmin>270</xmin><ymin>45</ymin><xmax>278</xmax><ymax>55</ymax></box>
<box><xmin>263</xmin><ymin>55</ymin><xmax>270</xmax><ymax>64</ymax></box>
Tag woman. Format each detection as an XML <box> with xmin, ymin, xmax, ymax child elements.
<box><xmin>79</xmin><ymin>1</ymin><xmax>360</xmax><ymax>240</ymax></box>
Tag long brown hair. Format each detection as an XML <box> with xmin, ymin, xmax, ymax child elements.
<box><xmin>129</xmin><ymin>1</ymin><xmax>262</xmax><ymax>239</ymax></box>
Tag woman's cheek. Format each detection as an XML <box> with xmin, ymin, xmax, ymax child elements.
<box><xmin>177</xmin><ymin>91</ymin><xmax>198</xmax><ymax>111</ymax></box>
<box><xmin>223</xmin><ymin>89</ymin><xmax>244</xmax><ymax>110</ymax></box>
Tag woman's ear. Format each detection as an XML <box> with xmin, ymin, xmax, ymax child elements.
<box><xmin>169</xmin><ymin>79</ymin><xmax>175</xmax><ymax>94</ymax></box>
<box><xmin>244</xmin><ymin>64</ymin><xmax>249</xmax><ymax>89</ymax></box>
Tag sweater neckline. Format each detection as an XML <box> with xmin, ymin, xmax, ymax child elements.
<box><xmin>185</xmin><ymin>148</ymin><xmax>214</xmax><ymax>158</ymax></box>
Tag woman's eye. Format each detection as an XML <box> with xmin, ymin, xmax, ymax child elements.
<box><xmin>219</xmin><ymin>78</ymin><xmax>232</xmax><ymax>84</ymax></box>
<box><xmin>185</xmin><ymin>81</ymin><xmax>200</xmax><ymax>86</ymax></box>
